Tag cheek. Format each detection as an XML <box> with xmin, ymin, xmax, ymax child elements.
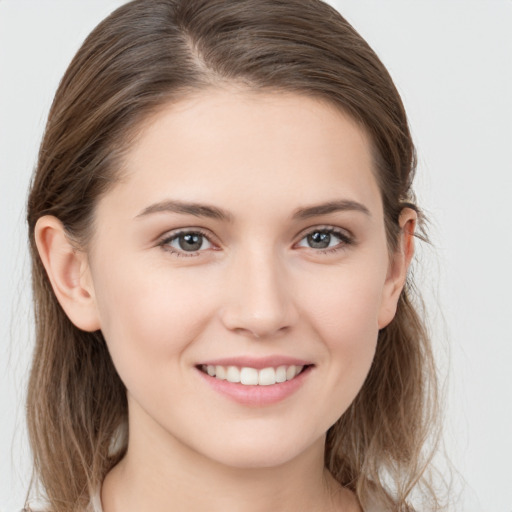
<box><xmin>301</xmin><ymin>258</ymin><xmax>386</xmax><ymax>344</ymax></box>
<box><xmin>297</xmin><ymin>258</ymin><xmax>387</xmax><ymax>408</ymax></box>
<box><xmin>91</xmin><ymin>258</ymin><xmax>217</xmax><ymax>380</ymax></box>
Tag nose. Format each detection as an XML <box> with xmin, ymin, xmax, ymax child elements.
<box><xmin>219</xmin><ymin>247</ymin><xmax>298</xmax><ymax>339</ymax></box>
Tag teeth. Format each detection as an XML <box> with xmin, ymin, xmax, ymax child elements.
<box><xmin>258</xmin><ymin>367</ymin><xmax>275</xmax><ymax>386</ymax></box>
<box><xmin>216</xmin><ymin>366</ymin><xmax>227</xmax><ymax>380</ymax></box>
<box><xmin>201</xmin><ymin>364</ymin><xmax>307</xmax><ymax>386</ymax></box>
<box><xmin>275</xmin><ymin>365</ymin><xmax>287</xmax><ymax>383</ymax></box>
<box><xmin>286</xmin><ymin>365</ymin><xmax>296</xmax><ymax>380</ymax></box>
<box><xmin>240</xmin><ymin>367</ymin><xmax>259</xmax><ymax>385</ymax></box>
<box><xmin>226</xmin><ymin>366</ymin><xmax>241</xmax><ymax>383</ymax></box>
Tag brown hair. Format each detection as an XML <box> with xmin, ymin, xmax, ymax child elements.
<box><xmin>26</xmin><ymin>0</ymin><xmax>444</xmax><ymax>510</ymax></box>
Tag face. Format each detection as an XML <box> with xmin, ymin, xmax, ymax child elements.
<box><xmin>84</xmin><ymin>89</ymin><xmax>404</xmax><ymax>469</ymax></box>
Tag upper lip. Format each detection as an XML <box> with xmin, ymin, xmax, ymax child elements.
<box><xmin>197</xmin><ymin>356</ymin><xmax>313</xmax><ymax>370</ymax></box>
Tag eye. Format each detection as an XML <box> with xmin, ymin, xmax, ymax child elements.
<box><xmin>296</xmin><ymin>228</ymin><xmax>352</xmax><ymax>251</ymax></box>
<box><xmin>159</xmin><ymin>230</ymin><xmax>214</xmax><ymax>256</ymax></box>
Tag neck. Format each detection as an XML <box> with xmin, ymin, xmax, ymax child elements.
<box><xmin>101</xmin><ymin>402</ymin><xmax>359</xmax><ymax>512</ymax></box>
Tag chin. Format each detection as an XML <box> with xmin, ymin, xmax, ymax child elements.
<box><xmin>191</xmin><ymin>430</ymin><xmax>324</xmax><ymax>471</ymax></box>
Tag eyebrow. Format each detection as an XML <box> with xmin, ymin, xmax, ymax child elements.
<box><xmin>136</xmin><ymin>198</ymin><xmax>370</xmax><ymax>221</ymax></box>
<box><xmin>292</xmin><ymin>199</ymin><xmax>371</xmax><ymax>220</ymax></box>
<box><xmin>136</xmin><ymin>200</ymin><xmax>233</xmax><ymax>221</ymax></box>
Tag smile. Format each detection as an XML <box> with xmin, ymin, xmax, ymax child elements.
<box><xmin>199</xmin><ymin>364</ymin><xmax>306</xmax><ymax>386</ymax></box>
<box><xmin>196</xmin><ymin>357</ymin><xmax>314</xmax><ymax>405</ymax></box>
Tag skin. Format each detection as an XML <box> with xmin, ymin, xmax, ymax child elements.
<box><xmin>35</xmin><ymin>89</ymin><xmax>416</xmax><ymax>512</ymax></box>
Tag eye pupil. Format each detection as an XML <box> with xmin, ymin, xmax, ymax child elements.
<box><xmin>179</xmin><ymin>233</ymin><xmax>203</xmax><ymax>251</ymax></box>
<box><xmin>307</xmin><ymin>231</ymin><xmax>331</xmax><ymax>249</ymax></box>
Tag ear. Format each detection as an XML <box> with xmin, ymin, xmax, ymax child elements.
<box><xmin>34</xmin><ymin>215</ymin><xmax>101</xmax><ymax>332</ymax></box>
<box><xmin>377</xmin><ymin>208</ymin><xmax>417</xmax><ymax>329</ymax></box>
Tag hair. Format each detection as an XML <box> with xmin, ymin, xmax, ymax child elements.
<box><xmin>25</xmin><ymin>0</ymin><xmax>445</xmax><ymax>510</ymax></box>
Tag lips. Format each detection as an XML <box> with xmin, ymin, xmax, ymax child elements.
<box><xmin>195</xmin><ymin>356</ymin><xmax>314</xmax><ymax>405</ymax></box>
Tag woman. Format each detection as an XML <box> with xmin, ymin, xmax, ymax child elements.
<box><xmin>25</xmin><ymin>0</ymin><xmax>443</xmax><ymax>510</ymax></box>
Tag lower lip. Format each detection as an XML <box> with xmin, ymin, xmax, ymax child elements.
<box><xmin>196</xmin><ymin>366</ymin><xmax>313</xmax><ymax>406</ymax></box>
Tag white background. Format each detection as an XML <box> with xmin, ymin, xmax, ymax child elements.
<box><xmin>1</xmin><ymin>1</ymin><xmax>511</xmax><ymax>510</ymax></box>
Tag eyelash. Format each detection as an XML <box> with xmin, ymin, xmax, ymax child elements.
<box><xmin>158</xmin><ymin>228</ymin><xmax>216</xmax><ymax>258</ymax></box>
<box><xmin>296</xmin><ymin>226</ymin><xmax>354</xmax><ymax>255</ymax></box>
<box><xmin>157</xmin><ymin>226</ymin><xmax>354</xmax><ymax>258</ymax></box>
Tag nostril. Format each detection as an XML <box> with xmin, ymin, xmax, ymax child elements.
<box><xmin>218</xmin><ymin>280</ymin><xmax>298</xmax><ymax>338</ymax></box>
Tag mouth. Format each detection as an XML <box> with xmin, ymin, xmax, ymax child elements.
<box><xmin>196</xmin><ymin>363</ymin><xmax>312</xmax><ymax>386</ymax></box>
<box><xmin>195</xmin><ymin>359</ymin><xmax>314</xmax><ymax>405</ymax></box>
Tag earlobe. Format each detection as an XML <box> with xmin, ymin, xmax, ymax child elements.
<box><xmin>377</xmin><ymin>208</ymin><xmax>417</xmax><ymax>329</ymax></box>
<box><xmin>34</xmin><ymin>215</ymin><xmax>101</xmax><ymax>332</ymax></box>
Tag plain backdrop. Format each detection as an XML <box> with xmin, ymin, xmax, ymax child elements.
<box><xmin>1</xmin><ymin>1</ymin><xmax>511</xmax><ymax>511</ymax></box>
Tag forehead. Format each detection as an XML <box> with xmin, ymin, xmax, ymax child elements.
<box><xmin>100</xmin><ymin>89</ymin><xmax>382</xmax><ymax>220</ymax></box>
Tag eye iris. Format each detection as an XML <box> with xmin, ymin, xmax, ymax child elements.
<box><xmin>307</xmin><ymin>231</ymin><xmax>331</xmax><ymax>249</ymax></box>
<box><xmin>178</xmin><ymin>233</ymin><xmax>203</xmax><ymax>251</ymax></box>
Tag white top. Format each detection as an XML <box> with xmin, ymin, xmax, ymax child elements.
<box><xmin>89</xmin><ymin>490</ymin><xmax>103</xmax><ymax>512</ymax></box>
